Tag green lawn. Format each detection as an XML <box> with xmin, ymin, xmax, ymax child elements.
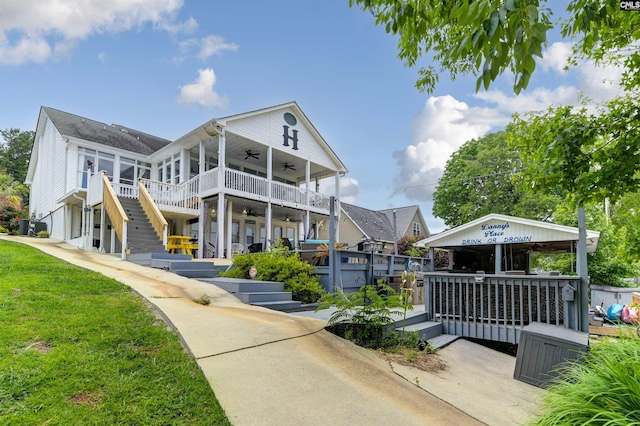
<box><xmin>0</xmin><ymin>240</ymin><xmax>230</xmax><ymax>425</ymax></box>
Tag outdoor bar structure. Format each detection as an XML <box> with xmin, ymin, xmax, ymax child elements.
<box><xmin>414</xmin><ymin>214</ymin><xmax>600</xmax><ymax>344</ymax></box>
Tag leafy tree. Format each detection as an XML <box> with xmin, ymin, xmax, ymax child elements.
<box><xmin>350</xmin><ymin>0</ymin><xmax>640</xmax><ymax>95</ymax></box>
<box><xmin>508</xmin><ymin>97</ymin><xmax>640</xmax><ymax>205</ymax></box>
<box><xmin>432</xmin><ymin>131</ymin><xmax>560</xmax><ymax>227</ymax></box>
<box><xmin>0</xmin><ymin>128</ymin><xmax>34</xmax><ymax>184</ymax></box>
<box><xmin>610</xmin><ymin>192</ymin><xmax>640</xmax><ymax>263</ymax></box>
<box><xmin>0</xmin><ymin>170</ymin><xmax>27</xmax><ymax>211</ymax></box>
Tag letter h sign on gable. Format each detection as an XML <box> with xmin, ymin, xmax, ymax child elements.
<box><xmin>282</xmin><ymin>125</ymin><xmax>299</xmax><ymax>150</ymax></box>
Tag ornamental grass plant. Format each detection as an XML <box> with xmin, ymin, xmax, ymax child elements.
<box><xmin>0</xmin><ymin>240</ymin><xmax>230</xmax><ymax>425</ymax></box>
<box><xmin>531</xmin><ymin>336</ymin><xmax>640</xmax><ymax>425</ymax></box>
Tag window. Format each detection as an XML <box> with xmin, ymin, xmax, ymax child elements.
<box><xmin>231</xmin><ymin>222</ymin><xmax>240</xmax><ymax>244</ymax></box>
<box><xmin>97</xmin><ymin>152</ymin><xmax>115</xmax><ymax>181</ymax></box>
<box><xmin>246</xmin><ymin>225</ymin><xmax>255</xmax><ymax>245</ymax></box>
<box><xmin>412</xmin><ymin>222</ymin><xmax>421</xmax><ymax>236</ymax></box>
<box><xmin>120</xmin><ymin>157</ymin><xmax>135</xmax><ymax>185</ymax></box>
<box><xmin>273</xmin><ymin>226</ymin><xmax>282</xmax><ymax>240</ymax></box>
<box><xmin>77</xmin><ymin>147</ymin><xmax>95</xmax><ymax>188</ymax></box>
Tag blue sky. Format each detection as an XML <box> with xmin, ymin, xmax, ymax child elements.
<box><xmin>0</xmin><ymin>1</ymin><xmax>625</xmax><ymax>233</ymax></box>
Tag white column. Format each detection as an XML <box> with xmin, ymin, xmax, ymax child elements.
<box><xmin>334</xmin><ymin>171</ymin><xmax>340</xmax><ymax>241</ymax></box>
<box><xmin>217</xmin><ymin>196</ymin><xmax>225</xmax><ymax>258</ymax></box>
<box><xmin>265</xmin><ymin>202</ymin><xmax>272</xmax><ymax>248</ymax></box>
<box><xmin>226</xmin><ymin>199</ymin><xmax>233</xmax><ymax>259</ymax></box>
<box><xmin>99</xmin><ymin>204</ymin><xmax>106</xmax><ymax>253</ymax></box>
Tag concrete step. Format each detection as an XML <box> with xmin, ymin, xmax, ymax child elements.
<box><xmin>198</xmin><ymin>277</ymin><xmax>284</xmax><ymax>293</ymax></box>
<box><xmin>236</xmin><ymin>292</ymin><xmax>292</xmax><ymax>303</ymax></box>
<box><xmin>251</xmin><ymin>300</ymin><xmax>303</xmax><ymax>311</ymax></box>
<box><xmin>173</xmin><ymin>270</ymin><xmax>218</xmax><ymax>279</ymax></box>
<box><xmin>168</xmin><ymin>261</ymin><xmax>214</xmax><ymax>272</ymax></box>
<box><xmin>427</xmin><ymin>334</ymin><xmax>460</xmax><ymax>350</ymax></box>
<box><xmin>395</xmin><ymin>321</ymin><xmax>443</xmax><ymax>341</ymax></box>
<box><xmin>130</xmin><ymin>252</ymin><xmax>192</xmax><ymax>266</ymax></box>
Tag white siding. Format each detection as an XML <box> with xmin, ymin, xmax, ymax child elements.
<box><xmin>226</xmin><ymin>107</ymin><xmax>338</xmax><ymax>170</ymax></box>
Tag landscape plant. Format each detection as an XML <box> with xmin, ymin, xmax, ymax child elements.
<box><xmin>531</xmin><ymin>336</ymin><xmax>640</xmax><ymax>425</ymax></box>
<box><xmin>0</xmin><ymin>240</ymin><xmax>230</xmax><ymax>425</ymax></box>
<box><xmin>0</xmin><ymin>204</ymin><xmax>21</xmax><ymax>234</ymax></box>
<box><xmin>220</xmin><ymin>241</ymin><xmax>325</xmax><ymax>304</ymax></box>
<box><xmin>316</xmin><ymin>278</ymin><xmax>417</xmax><ymax>349</ymax></box>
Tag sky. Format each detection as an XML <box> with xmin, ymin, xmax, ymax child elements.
<box><xmin>0</xmin><ymin>0</ymin><xmax>626</xmax><ymax>233</ymax></box>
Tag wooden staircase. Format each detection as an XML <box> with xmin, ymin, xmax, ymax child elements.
<box><xmin>118</xmin><ymin>196</ymin><xmax>166</xmax><ymax>255</ymax></box>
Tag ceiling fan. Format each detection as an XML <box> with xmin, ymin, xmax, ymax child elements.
<box><xmin>242</xmin><ymin>150</ymin><xmax>260</xmax><ymax>160</ymax></box>
<box><xmin>283</xmin><ymin>162</ymin><xmax>296</xmax><ymax>171</ymax></box>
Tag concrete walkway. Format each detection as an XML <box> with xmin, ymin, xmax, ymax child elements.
<box><xmin>2</xmin><ymin>236</ymin><xmax>545</xmax><ymax>425</ymax></box>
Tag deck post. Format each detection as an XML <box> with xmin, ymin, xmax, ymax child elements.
<box><xmin>328</xmin><ymin>196</ymin><xmax>336</xmax><ymax>292</ymax></box>
<box><xmin>577</xmin><ymin>207</ymin><xmax>589</xmax><ymax>333</ymax></box>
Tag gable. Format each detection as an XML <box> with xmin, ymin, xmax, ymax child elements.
<box><xmin>219</xmin><ymin>102</ymin><xmax>347</xmax><ymax>174</ymax></box>
<box><xmin>418</xmin><ymin>214</ymin><xmax>600</xmax><ymax>253</ymax></box>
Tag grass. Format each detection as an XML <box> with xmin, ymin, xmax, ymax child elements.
<box><xmin>0</xmin><ymin>240</ymin><xmax>230</xmax><ymax>425</ymax></box>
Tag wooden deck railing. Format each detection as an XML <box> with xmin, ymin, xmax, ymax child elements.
<box><xmin>138</xmin><ymin>179</ymin><xmax>168</xmax><ymax>247</ymax></box>
<box><xmin>140</xmin><ymin>177</ymin><xmax>200</xmax><ymax>214</ymax></box>
<box><xmin>422</xmin><ymin>273</ymin><xmax>581</xmax><ymax>344</ymax></box>
<box><xmin>101</xmin><ymin>172</ymin><xmax>129</xmax><ymax>259</ymax></box>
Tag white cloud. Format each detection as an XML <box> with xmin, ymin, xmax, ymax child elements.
<box><xmin>198</xmin><ymin>35</ymin><xmax>239</xmax><ymax>60</ymax></box>
<box><xmin>391</xmin><ymin>96</ymin><xmax>506</xmax><ymax>202</ymax></box>
<box><xmin>98</xmin><ymin>52</ymin><xmax>107</xmax><ymax>62</ymax></box>
<box><xmin>0</xmin><ymin>0</ymin><xmax>193</xmax><ymax>65</ymax></box>
<box><xmin>177</xmin><ymin>68</ymin><xmax>229</xmax><ymax>108</ymax></box>
<box><xmin>475</xmin><ymin>85</ymin><xmax>580</xmax><ymax>114</ymax></box>
<box><xmin>318</xmin><ymin>177</ymin><xmax>360</xmax><ymax>205</ymax></box>
<box><xmin>177</xmin><ymin>35</ymin><xmax>239</xmax><ymax>61</ymax></box>
<box><xmin>538</xmin><ymin>42</ymin><xmax>573</xmax><ymax>73</ymax></box>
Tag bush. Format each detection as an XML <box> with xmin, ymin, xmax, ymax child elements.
<box><xmin>316</xmin><ymin>280</ymin><xmax>414</xmax><ymax>349</ymax></box>
<box><xmin>220</xmin><ymin>246</ymin><xmax>325</xmax><ymax>303</ymax></box>
<box><xmin>37</xmin><ymin>230</ymin><xmax>50</xmax><ymax>238</ymax></box>
<box><xmin>397</xmin><ymin>234</ymin><xmax>429</xmax><ymax>257</ymax></box>
<box><xmin>0</xmin><ymin>224</ymin><xmax>7</xmax><ymax>233</ymax></box>
<box><xmin>0</xmin><ymin>205</ymin><xmax>21</xmax><ymax>234</ymax></box>
<box><xmin>532</xmin><ymin>337</ymin><xmax>640</xmax><ymax>425</ymax></box>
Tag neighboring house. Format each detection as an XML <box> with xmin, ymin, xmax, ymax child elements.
<box><xmin>25</xmin><ymin>102</ymin><xmax>348</xmax><ymax>258</ymax></box>
<box><xmin>329</xmin><ymin>202</ymin><xmax>431</xmax><ymax>253</ymax></box>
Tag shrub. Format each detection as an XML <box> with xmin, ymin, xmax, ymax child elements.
<box><xmin>397</xmin><ymin>234</ymin><xmax>429</xmax><ymax>257</ymax></box>
<box><xmin>0</xmin><ymin>205</ymin><xmax>21</xmax><ymax>234</ymax></box>
<box><xmin>532</xmin><ymin>337</ymin><xmax>640</xmax><ymax>425</ymax></box>
<box><xmin>316</xmin><ymin>280</ymin><xmax>414</xmax><ymax>349</ymax></box>
<box><xmin>37</xmin><ymin>230</ymin><xmax>50</xmax><ymax>238</ymax></box>
<box><xmin>0</xmin><ymin>224</ymin><xmax>7</xmax><ymax>233</ymax></box>
<box><xmin>220</xmin><ymin>247</ymin><xmax>325</xmax><ymax>304</ymax></box>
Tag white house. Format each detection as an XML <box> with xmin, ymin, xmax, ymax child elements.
<box><xmin>25</xmin><ymin>102</ymin><xmax>348</xmax><ymax>259</ymax></box>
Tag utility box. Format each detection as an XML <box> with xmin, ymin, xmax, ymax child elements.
<box><xmin>29</xmin><ymin>221</ymin><xmax>47</xmax><ymax>235</ymax></box>
<box><xmin>514</xmin><ymin>322</ymin><xmax>589</xmax><ymax>388</ymax></box>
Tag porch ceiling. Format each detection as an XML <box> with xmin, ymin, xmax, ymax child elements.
<box><xmin>202</xmin><ymin>196</ymin><xmax>327</xmax><ymax>224</ymax></box>
<box><xmin>223</xmin><ymin>132</ymin><xmax>336</xmax><ymax>182</ymax></box>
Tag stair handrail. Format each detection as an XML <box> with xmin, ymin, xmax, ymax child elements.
<box><xmin>138</xmin><ymin>178</ymin><xmax>169</xmax><ymax>247</ymax></box>
<box><xmin>102</xmin><ymin>172</ymin><xmax>129</xmax><ymax>259</ymax></box>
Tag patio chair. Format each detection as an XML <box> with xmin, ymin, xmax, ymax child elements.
<box><xmin>247</xmin><ymin>243</ymin><xmax>262</xmax><ymax>253</ymax></box>
<box><xmin>230</xmin><ymin>243</ymin><xmax>244</xmax><ymax>256</ymax></box>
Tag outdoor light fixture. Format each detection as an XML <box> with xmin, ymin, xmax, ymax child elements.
<box><xmin>285</xmin><ymin>215</ymin><xmax>290</xmax><ymax>222</ymax></box>
<box><xmin>210</xmin><ymin>207</ymin><xmax>216</xmax><ymax>216</ymax></box>
<box><xmin>242</xmin><ymin>207</ymin><xmax>247</xmax><ymax>217</ymax></box>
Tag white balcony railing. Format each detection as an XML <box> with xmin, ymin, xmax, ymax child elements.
<box><xmin>140</xmin><ymin>177</ymin><xmax>200</xmax><ymax>214</ymax></box>
<box><xmin>199</xmin><ymin>167</ymin><xmax>331</xmax><ymax>213</ymax></box>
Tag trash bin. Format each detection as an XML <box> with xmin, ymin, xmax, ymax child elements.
<box><xmin>19</xmin><ymin>219</ymin><xmax>30</xmax><ymax>235</ymax></box>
